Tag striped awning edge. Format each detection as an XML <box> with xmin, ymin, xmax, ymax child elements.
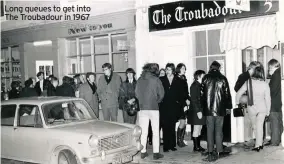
<box><xmin>220</xmin><ymin>15</ymin><xmax>278</xmax><ymax>52</ymax></box>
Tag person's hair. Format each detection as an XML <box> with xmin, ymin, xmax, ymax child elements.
<box><xmin>209</xmin><ymin>61</ymin><xmax>221</xmax><ymax>71</ymax></box>
<box><xmin>268</xmin><ymin>59</ymin><xmax>280</xmax><ymax>68</ymax></box>
<box><xmin>50</xmin><ymin>77</ymin><xmax>59</xmax><ymax>83</ymax></box>
<box><xmin>48</xmin><ymin>75</ymin><xmax>54</xmax><ymax>79</ymax></box>
<box><xmin>37</xmin><ymin>72</ymin><xmax>44</xmax><ymax>77</ymax></box>
<box><xmin>159</xmin><ymin>68</ymin><xmax>165</xmax><ymax>74</ymax></box>
<box><xmin>62</xmin><ymin>76</ymin><xmax>71</xmax><ymax>84</ymax></box>
<box><xmin>251</xmin><ymin>61</ymin><xmax>265</xmax><ymax>81</ymax></box>
<box><xmin>11</xmin><ymin>81</ymin><xmax>19</xmax><ymax>89</ymax></box>
<box><xmin>165</xmin><ymin>63</ymin><xmax>176</xmax><ymax>74</ymax></box>
<box><xmin>194</xmin><ymin>70</ymin><xmax>206</xmax><ymax>80</ymax></box>
<box><xmin>125</xmin><ymin>68</ymin><xmax>136</xmax><ymax>81</ymax></box>
<box><xmin>176</xmin><ymin>63</ymin><xmax>186</xmax><ymax>74</ymax></box>
<box><xmin>102</xmin><ymin>63</ymin><xmax>112</xmax><ymax>69</ymax></box>
<box><xmin>86</xmin><ymin>72</ymin><xmax>95</xmax><ymax>79</ymax></box>
<box><xmin>142</xmin><ymin>63</ymin><xmax>160</xmax><ymax>76</ymax></box>
<box><xmin>126</xmin><ymin>68</ymin><xmax>136</xmax><ymax>76</ymax></box>
<box><xmin>24</xmin><ymin>79</ymin><xmax>33</xmax><ymax>88</ymax></box>
<box><xmin>248</xmin><ymin>61</ymin><xmax>259</xmax><ymax>70</ymax></box>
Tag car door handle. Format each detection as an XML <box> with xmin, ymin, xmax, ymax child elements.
<box><xmin>14</xmin><ymin>128</ymin><xmax>18</xmax><ymax>131</ymax></box>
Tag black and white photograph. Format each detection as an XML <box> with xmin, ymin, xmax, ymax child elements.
<box><xmin>1</xmin><ymin>0</ymin><xmax>284</xmax><ymax>163</ymax></box>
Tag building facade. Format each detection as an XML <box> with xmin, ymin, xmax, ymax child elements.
<box><xmin>135</xmin><ymin>0</ymin><xmax>284</xmax><ymax>143</ymax></box>
<box><xmin>1</xmin><ymin>0</ymin><xmax>136</xmax><ymax>90</ymax></box>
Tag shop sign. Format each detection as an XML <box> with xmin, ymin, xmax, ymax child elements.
<box><xmin>226</xmin><ymin>0</ymin><xmax>250</xmax><ymax>11</ymax></box>
<box><xmin>149</xmin><ymin>0</ymin><xmax>279</xmax><ymax>32</ymax></box>
<box><xmin>68</xmin><ymin>23</ymin><xmax>113</xmax><ymax>35</ymax></box>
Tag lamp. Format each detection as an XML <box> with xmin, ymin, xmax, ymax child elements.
<box><xmin>33</xmin><ymin>40</ymin><xmax>52</xmax><ymax>46</ymax></box>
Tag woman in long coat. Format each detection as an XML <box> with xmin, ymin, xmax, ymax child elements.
<box><xmin>79</xmin><ymin>72</ymin><xmax>99</xmax><ymax>118</ymax></box>
<box><xmin>119</xmin><ymin>68</ymin><xmax>137</xmax><ymax>124</ymax></box>
<box><xmin>159</xmin><ymin>63</ymin><xmax>184</xmax><ymax>152</ymax></box>
<box><xmin>188</xmin><ymin>70</ymin><xmax>206</xmax><ymax>152</ymax></box>
<box><xmin>176</xmin><ymin>63</ymin><xmax>190</xmax><ymax>147</ymax></box>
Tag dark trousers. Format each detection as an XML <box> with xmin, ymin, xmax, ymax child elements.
<box><xmin>148</xmin><ymin>121</ymin><xmax>152</xmax><ymax>141</ymax></box>
<box><xmin>206</xmin><ymin>116</ymin><xmax>224</xmax><ymax>153</ymax></box>
<box><xmin>269</xmin><ymin>111</ymin><xmax>283</xmax><ymax>145</ymax></box>
<box><xmin>161</xmin><ymin>120</ymin><xmax>176</xmax><ymax>150</ymax></box>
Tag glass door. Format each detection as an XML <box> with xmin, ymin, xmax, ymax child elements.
<box><xmin>35</xmin><ymin>60</ymin><xmax>54</xmax><ymax>80</ymax></box>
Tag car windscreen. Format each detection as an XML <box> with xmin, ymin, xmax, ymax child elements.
<box><xmin>42</xmin><ymin>100</ymin><xmax>97</xmax><ymax>126</ymax></box>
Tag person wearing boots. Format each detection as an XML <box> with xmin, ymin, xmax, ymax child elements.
<box><xmin>176</xmin><ymin>63</ymin><xmax>190</xmax><ymax>147</ymax></box>
<box><xmin>188</xmin><ymin>70</ymin><xmax>206</xmax><ymax>152</ymax></box>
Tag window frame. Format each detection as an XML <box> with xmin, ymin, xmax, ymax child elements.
<box><xmin>1</xmin><ymin>104</ymin><xmax>17</xmax><ymax>127</ymax></box>
<box><xmin>66</xmin><ymin>32</ymin><xmax>129</xmax><ymax>77</ymax></box>
<box><xmin>191</xmin><ymin>28</ymin><xmax>226</xmax><ymax>75</ymax></box>
<box><xmin>1</xmin><ymin>46</ymin><xmax>21</xmax><ymax>92</ymax></box>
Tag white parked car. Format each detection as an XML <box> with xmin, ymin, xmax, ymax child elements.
<box><xmin>1</xmin><ymin>97</ymin><xmax>142</xmax><ymax>164</ymax></box>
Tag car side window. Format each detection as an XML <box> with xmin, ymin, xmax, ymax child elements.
<box><xmin>18</xmin><ymin>105</ymin><xmax>43</xmax><ymax>128</ymax></box>
<box><xmin>1</xmin><ymin>105</ymin><xmax>17</xmax><ymax>126</ymax></box>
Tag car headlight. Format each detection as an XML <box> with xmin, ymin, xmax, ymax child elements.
<box><xmin>89</xmin><ymin>135</ymin><xmax>99</xmax><ymax>147</ymax></box>
<box><xmin>133</xmin><ymin>126</ymin><xmax>142</xmax><ymax>138</ymax></box>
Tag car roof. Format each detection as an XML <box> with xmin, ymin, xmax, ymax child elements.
<box><xmin>1</xmin><ymin>97</ymin><xmax>83</xmax><ymax>106</ymax></box>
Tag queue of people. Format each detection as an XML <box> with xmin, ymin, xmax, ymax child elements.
<box><xmin>1</xmin><ymin>59</ymin><xmax>282</xmax><ymax>162</ymax></box>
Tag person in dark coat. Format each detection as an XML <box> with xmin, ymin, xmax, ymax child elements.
<box><xmin>79</xmin><ymin>72</ymin><xmax>99</xmax><ymax>118</ymax></box>
<box><xmin>56</xmin><ymin>76</ymin><xmax>75</xmax><ymax>97</ymax></box>
<box><xmin>188</xmin><ymin>70</ymin><xmax>206</xmax><ymax>152</ymax></box>
<box><xmin>34</xmin><ymin>72</ymin><xmax>49</xmax><ymax>96</ymax></box>
<box><xmin>266</xmin><ymin>59</ymin><xmax>283</xmax><ymax>146</ymax></box>
<box><xmin>176</xmin><ymin>63</ymin><xmax>190</xmax><ymax>147</ymax></box>
<box><xmin>119</xmin><ymin>68</ymin><xmax>138</xmax><ymax>124</ymax></box>
<box><xmin>8</xmin><ymin>81</ymin><xmax>20</xmax><ymax>99</ymax></box>
<box><xmin>201</xmin><ymin>61</ymin><xmax>232</xmax><ymax>162</ymax></box>
<box><xmin>19</xmin><ymin>79</ymin><xmax>38</xmax><ymax>98</ymax></box>
<box><xmin>159</xmin><ymin>63</ymin><xmax>184</xmax><ymax>152</ymax></box>
<box><xmin>47</xmin><ymin>77</ymin><xmax>59</xmax><ymax>96</ymax></box>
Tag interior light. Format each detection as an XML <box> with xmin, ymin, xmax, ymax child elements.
<box><xmin>33</xmin><ymin>40</ymin><xmax>52</xmax><ymax>46</ymax></box>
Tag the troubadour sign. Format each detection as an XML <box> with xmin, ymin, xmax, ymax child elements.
<box><xmin>148</xmin><ymin>0</ymin><xmax>279</xmax><ymax>32</ymax></box>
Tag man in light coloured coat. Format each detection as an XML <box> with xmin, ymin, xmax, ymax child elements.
<box><xmin>97</xmin><ymin>63</ymin><xmax>122</xmax><ymax>121</ymax></box>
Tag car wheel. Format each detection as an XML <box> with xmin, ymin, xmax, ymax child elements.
<box><xmin>58</xmin><ymin>150</ymin><xmax>77</xmax><ymax>164</ymax></box>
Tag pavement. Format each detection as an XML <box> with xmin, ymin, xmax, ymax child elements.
<box><xmin>131</xmin><ymin>142</ymin><xmax>284</xmax><ymax>164</ymax></box>
<box><xmin>3</xmin><ymin>142</ymin><xmax>284</xmax><ymax>164</ymax></box>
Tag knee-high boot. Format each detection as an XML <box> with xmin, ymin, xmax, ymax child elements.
<box><xmin>177</xmin><ymin>127</ymin><xmax>187</xmax><ymax>147</ymax></box>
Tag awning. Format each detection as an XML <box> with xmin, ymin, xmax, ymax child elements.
<box><xmin>220</xmin><ymin>15</ymin><xmax>278</xmax><ymax>52</ymax></box>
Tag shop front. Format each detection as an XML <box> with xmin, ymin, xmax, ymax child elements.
<box><xmin>1</xmin><ymin>9</ymin><xmax>136</xmax><ymax>91</ymax></box>
<box><xmin>135</xmin><ymin>0</ymin><xmax>283</xmax><ymax>143</ymax></box>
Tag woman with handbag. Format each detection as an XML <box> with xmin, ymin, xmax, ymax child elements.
<box><xmin>236</xmin><ymin>61</ymin><xmax>271</xmax><ymax>152</ymax></box>
<box><xmin>119</xmin><ymin>68</ymin><xmax>138</xmax><ymax>124</ymax></box>
<box><xmin>234</xmin><ymin>66</ymin><xmax>255</xmax><ymax>145</ymax></box>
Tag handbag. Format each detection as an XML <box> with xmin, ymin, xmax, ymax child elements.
<box><xmin>125</xmin><ymin>98</ymin><xmax>140</xmax><ymax>116</ymax></box>
<box><xmin>233</xmin><ymin>107</ymin><xmax>244</xmax><ymax>117</ymax></box>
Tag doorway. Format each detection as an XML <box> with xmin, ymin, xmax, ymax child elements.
<box><xmin>35</xmin><ymin>60</ymin><xmax>54</xmax><ymax>80</ymax></box>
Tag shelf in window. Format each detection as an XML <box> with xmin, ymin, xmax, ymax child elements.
<box><xmin>67</xmin><ymin>55</ymin><xmax>78</xmax><ymax>58</ymax></box>
<box><xmin>95</xmin><ymin>53</ymin><xmax>109</xmax><ymax>56</ymax></box>
<box><xmin>80</xmin><ymin>54</ymin><xmax>92</xmax><ymax>57</ymax></box>
<box><xmin>112</xmin><ymin>51</ymin><xmax>128</xmax><ymax>54</ymax></box>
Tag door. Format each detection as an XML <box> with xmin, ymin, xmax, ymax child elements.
<box><xmin>36</xmin><ymin>60</ymin><xmax>54</xmax><ymax>80</ymax></box>
<box><xmin>1</xmin><ymin>104</ymin><xmax>17</xmax><ymax>159</ymax></box>
<box><xmin>13</xmin><ymin>104</ymin><xmax>49</xmax><ymax>163</ymax></box>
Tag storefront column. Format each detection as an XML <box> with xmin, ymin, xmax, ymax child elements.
<box><xmin>226</xmin><ymin>49</ymin><xmax>244</xmax><ymax>143</ymax></box>
<box><xmin>19</xmin><ymin>44</ymin><xmax>26</xmax><ymax>83</ymax></box>
<box><xmin>135</xmin><ymin>8</ymin><xmax>151</xmax><ymax>77</ymax></box>
<box><xmin>57</xmin><ymin>38</ymin><xmax>68</xmax><ymax>85</ymax></box>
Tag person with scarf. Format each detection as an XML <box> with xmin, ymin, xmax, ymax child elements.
<box><xmin>97</xmin><ymin>63</ymin><xmax>122</xmax><ymax>121</ymax></box>
<box><xmin>79</xmin><ymin>72</ymin><xmax>99</xmax><ymax>118</ymax></box>
<box><xmin>236</xmin><ymin>61</ymin><xmax>271</xmax><ymax>152</ymax></box>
